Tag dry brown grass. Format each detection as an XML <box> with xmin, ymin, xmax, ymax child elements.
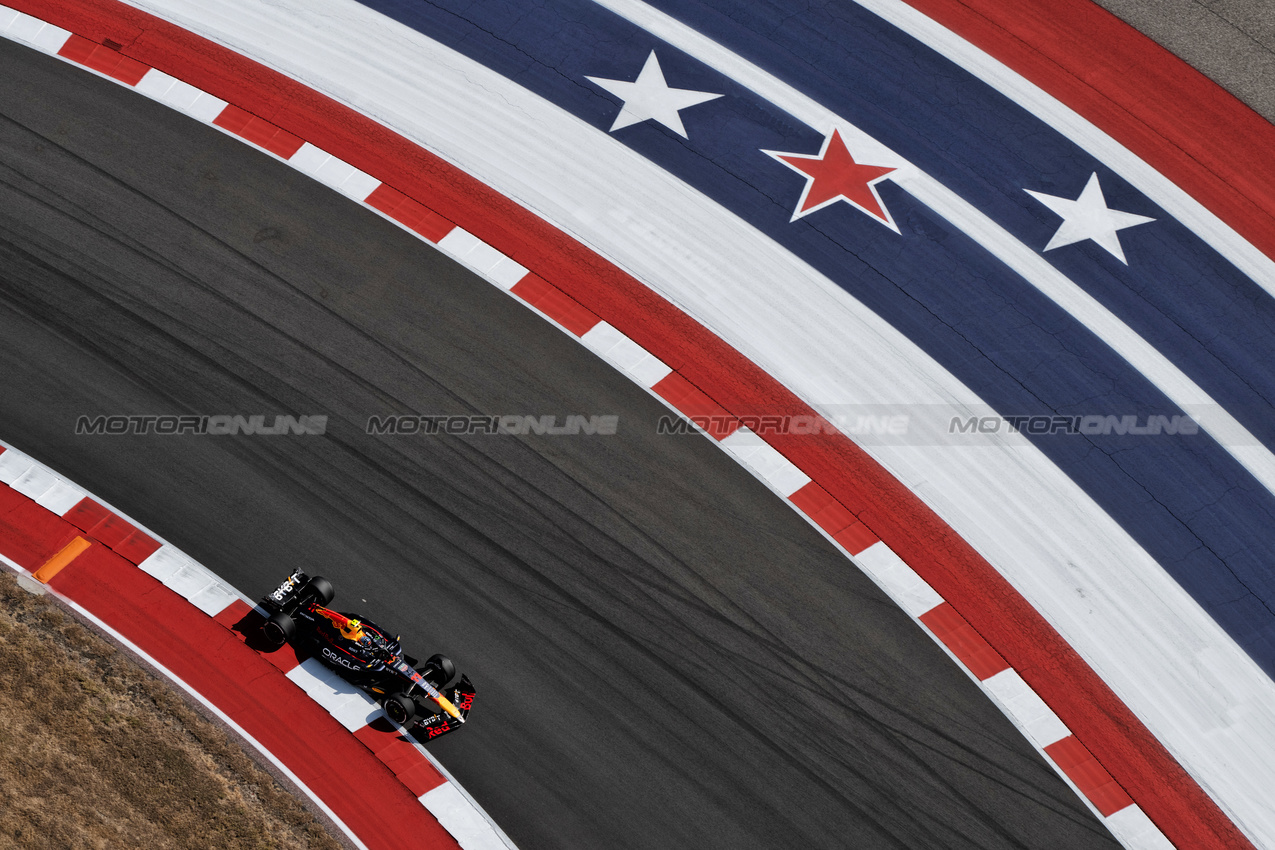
<box><xmin>0</xmin><ymin>569</ymin><xmax>345</xmax><ymax>850</ymax></box>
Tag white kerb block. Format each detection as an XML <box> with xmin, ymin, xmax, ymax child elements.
<box><xmin>7</xmin><ymin>14</ymin><xmax>70</xmax><ymax>53</ymax></box>
<box><xmin>328</xmin><ymin>693</ymin><xmax>383</xmax><ymax>732</ymax></box>
<box><xmin>0</xmin><ymin>448</ymin><xmax>34</xmax><ymax>485</ymax></box>
<box><xmin>138</xmin><ymin>545</ymin><xmax>190</xmax><ymax>582</ymax></box>
<box><xmin>287</xmin><ymin>657</ymin><xmax>352</xmax><ymax>709</ymax></box>
<box><xmin>854</xmin><ymin>541</ymin><xmax>944</xmax><ymax>617</ymax></box>
<box><xmin>10</xmin><ymin>464</ymin><xmax>58</xmax><ymax>501</ymax></box>
<box><xmin>420</xmin><ymin>783</ymin><xmax>507</xmax><ymax>850</ymax></box>
<box><xmin>982</xmin><ymin>668</ymin><xmax>1070</xmax><ymax>748</ymax></box>
<box><xmin>36</xmin><ymin>479</ymin><xmax>86</xmax><ymax>515</ymax></box>
<box><xmin>187</xmin><ymin>582</ymin><xmax>240</xmax><ymax>617</ymax></box>
<box><xmin>164</xmin><ymin>562</ymin><xmax>217</xmax><ymax>601</ymax></box>
<box><xmin>1104</xmin><ymin>805</ymin><xmax>1175</xmax><ymax>850</ymax></box>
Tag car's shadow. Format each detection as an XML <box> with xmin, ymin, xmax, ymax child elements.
<box><xmin>228</xmin><ymin>607</ymin><xmax>312</xmax><ymax>660</ymax></box>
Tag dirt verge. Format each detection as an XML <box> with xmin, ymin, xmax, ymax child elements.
<box><xmin>0</xmin><ymin>569</ymin><xmax>345</xmax><ymax>850</ymax></box>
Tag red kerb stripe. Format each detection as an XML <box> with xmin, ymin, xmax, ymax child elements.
<box><xmin>353</xmin><ymin>722</ymin><xmax>446</xmax><ymax>793</ymax></box>
<box><xmin>64</xmin><ymin>496</ymin><xmax>110</xmax><ymax>532</ymax></box>
<box><xmin>397</xmin><ymin>760</ymin><xmax>447</xmax><ymax>796</ymax></box>
<box><xmin>213</xmin><ymin>598</ymin><xmax>254</xmax><ymax>631</ymax></box>
<box><xmin>651</xmin><ymin>373</ymin><xmax>739</xmax><ymax>439</ymax></box>
<box><xmin>788</xmin><ymin>481</ymin><xmax>879</xmax><ymax>554</ymax></box>
<box><xmin>365</xmin><ymin>184</ymin><xmax>453</xmax><ymax>243</ymax></box>
<box><xmin>213</xmin><ymin>104</ymin><xmax>304</xmax><ymax>159</ymax></box>
<box><xmin>0</xmin><ymin>495</ymin><xmax>83</xmax><ymax>570</ymax></box>
<box><xmin>354</xmin><ymin>719</ymin><xmax>404</xmax><ymax>754</ymax></box>
<box><xmin>835</xmin><ymin>521</ymin><xmax>879</xmax><ymax>557</ymax></box>
<box><xmin>375</xmin><ymin>738</ymin><xmax>428</xmax><ymax>774</ymax></box>
<box><xmin>1045</xmin><ymin>735</ymin><xmax>1134</xmax><ymax>817</ymax></box>
<box><xmin>112</xmin><ymin>528</ymin><xmax>162</xmax><ymax>564</ymax></box>
<box><xmin>83</xmin><ymin>510</ymin><xmax>137</xmax><ymax>549</ymax></box>
<box><xmin>919</xmin><ymin>602</ymin><xmax>1010</xmax><ymax>680</ymax></box>
<box><xmin>511</xmin><ymin>274</ymin><xmax>600</xmax><ymax>336</ymax></box>
<box><xmin>58</xmin><ymin>33</ymin><xmax>149</xmax><ymax>85</ymax></box>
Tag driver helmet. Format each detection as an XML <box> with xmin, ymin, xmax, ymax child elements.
<box><xmin>341</xmin><ymin>618</ymin><xmax>366</xmax><ymax>642</ymax></box>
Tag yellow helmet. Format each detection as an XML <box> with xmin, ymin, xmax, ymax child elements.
<box><xmin>341</xmin><ymin>618</ymin><xmax>366</xmax><ymax>641</ymax></box>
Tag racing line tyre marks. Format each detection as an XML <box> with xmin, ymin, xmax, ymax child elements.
<box><xmin>0</xmin><ymin>441</ymin><xmax>508</xmax><ymax>850</ymax></box>
<box><xmin>0</xmin><ymin>1</ymin><xmax>1259</xmax><ymax>848</ymax></box>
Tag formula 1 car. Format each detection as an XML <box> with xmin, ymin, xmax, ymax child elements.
<box><xmin>259</xmin><ymin>569</ymin><xmax>475</xmax><ymax>739</ymax></box>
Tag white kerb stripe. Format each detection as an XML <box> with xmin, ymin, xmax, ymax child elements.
<box><xmin>328</xmin><ymin>693</ymin><xmax>384</xmax><ymax>732</ymax></box>
<box><xmin>435</xmin><ymin>228</ymin><xmax>483</xmax><ymax>259</ymax></box>
<box><xmin>720</xmin><ymin>427</ymin><xmax>811</xmax><ymax>495</ymax></box>
<box><xmin>1104</xmin><ymin>805</ymin><xmax>1175</xmax><ymax>850</ymax></box>
<box><xmin>187</xmin><ymin>581</ymin><xmax>240</xmax><ymax>617</ymax></box>
<box><xmin>9</xmin><ymin>463</ymin><xmax>59</xmax><ymax>502</ymax></box>
<box><xmin>36</xmin><ymin>479</ymin><xmax>86</xmax><ymax>515</ymax></box>
<box><xmin>1</xmin><ymin>8</ymin><xmax>70</xmax><ymax>54</ymax></box>
<box><xmin>164</xmin><ymin>562</ymin><xmax>217</xmax><ymax>601</ymax></box>
<box><xmin>627</xmin><ymin>353</ymin><xmax>675</xmax><ymax>388</ymax></box>
<box><xmin>0</xmin><ymin>451</ymin><xmax>86</xmax><ymax>514</ymax></box>
<box><xmin>288</xmin><ymin>142</ymin><xmax>381</xmax><ymax>200</ymax></box>
<box><xmin>437</xmin><ymin>228</ymin><xmax>529</xmax><ymax>289</ymax></box>
<box><xmin>135</xmin><ymin>68</ymin><xmax>229</xmax><ymax>122</ymax></box>
<box><xmin>981</xmin><ymin>668</ymin><xmax>1070</xmax><ymax>748</ymax></box>
<box><xmin>134</xmin><ymin>68</ymin><xmax>182</xmax><ymax>99</ymax></box>
<box><xmin>580</xmin><ymin>322</ymin><xmax>673</xmax><ymax>387</ymax></box>
<box><xmin>138</xmin><ymin>545</ymin><xmax>193</xmax><ymax>582</ymax></box>
<box><xmin>487</xmin><ymin>257</ymin><xmax>529</xmax><ymax>289</ymax></box>
<box><xmin>853</xmin><ymin>541</ymin><xmax>944</xmax><ymax>617</ymax></box>
<box><xmin>0</xmin><ymin>447</ymin><xmax>34</xmax><ymax>484</ymax></box>
<box><xmin>421</xmin><ymin>782</ymin><xmax>508</xmax><ymax>850</ymax></box>
<box><xmin>289</xmin><ymin>141</ymin><xmax>339</xmax><ymax>176</ymax></box>
<box><xmin>287</xmin><ymin>657</ymin><xmax>354</xmax><ymax>708</ymax></box>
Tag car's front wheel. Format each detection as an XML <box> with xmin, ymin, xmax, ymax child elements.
<box><xmin>384</xmin><ymin>693</ymin><xmax>417</xmax><ymax>725</ymax></box>
<box><xmin>419</xmin><ymin>653</ymin><xmax>458</xmax><ymax>690</ymax></box>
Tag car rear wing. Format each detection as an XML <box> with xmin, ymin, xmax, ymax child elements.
<box><xmin>262</xmin><ymin>568</ymin><xmax>309</xmax><ymax>612</ymax></box>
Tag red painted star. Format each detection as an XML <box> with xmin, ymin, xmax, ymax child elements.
<box><xmin>764</xmin><ymin>129</ymin><xmax>898</xmax><ymax>229</ymax></box>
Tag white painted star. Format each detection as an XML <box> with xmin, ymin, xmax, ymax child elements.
<box><xmin>586</xmin><ymin>51</ymin><xmax>722</xmax><ymax>138</ymax></box>
<box><xmin>1025</xmin><ymin>172</ymin><xmax>1155</xmax><ymax>265</ymax></box>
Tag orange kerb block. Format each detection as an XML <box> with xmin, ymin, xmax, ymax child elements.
<box><xmin>32</xmin><ymin>536</ymin><xmax>91</xmax><ymax>583</ymax></box>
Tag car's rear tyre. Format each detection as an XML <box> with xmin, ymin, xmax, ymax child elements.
<box><xmin>262</xmin><ymin>611</ymin><xmax>296</xmax><ymax>647</ymax></box>
<box><xmin>384</xmin><ymin>693</ymin><xmax>417</xmax><ymax>725</ymax></box>
<box><xmin>300</xmin><ymin>575</ymin><xmax>334</xmax><ymax>606</ymax></box>
<box><xmin>419</xmin><ymin>653</ymin><xmax>458</xmax><ymax>690</ymax></box>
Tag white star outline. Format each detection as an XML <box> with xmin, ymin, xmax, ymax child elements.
<box><xmin>1025</xmin><ymin>172</ymin><xmax>1156</xmax><ymax>265</ymax></box>
<box><xmin>585</xmin><ymin>51</ymin><xmax>723</xmax><ymax>139</ymax></box>
<box><xmin>762</xmin><ymin>128</ymin><xmax>901</xmax><ymax>232</ymax></box>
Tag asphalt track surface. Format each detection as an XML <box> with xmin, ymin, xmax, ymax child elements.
<box><xmin>0</xmin><ymin>34</ymin><xmax>1128</xmax><ymax>850</ymax></box>
<box><xmin>1092</xmin><ymin>0</ymin><xmax>1275</xmax><ymax>122</ymax></box>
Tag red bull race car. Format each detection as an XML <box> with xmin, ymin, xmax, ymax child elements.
<box><xmin>258</xmin><ymin>569</ymin><xmax>475</xmax><ymax>739</ymax></box>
